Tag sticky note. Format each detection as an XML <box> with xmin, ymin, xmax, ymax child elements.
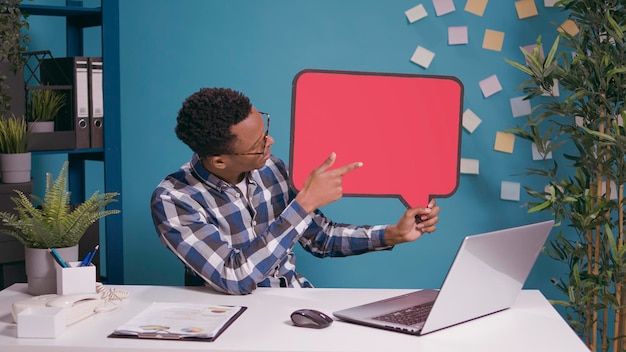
<box><xmin>523</xmin><ymin>43</ymin><xmax>544</xmax><ymax>58</ymax></box>
<box><xmin>479</xmin><ymin>74</ymin><xmax>502</xmax><ymax>98</ymax></box>
<box><xmin>602</xmin><ymin>180</ymin><xmax>618</xmax><ymax>200</ymax></box>
<box><xmin>501</xmin><ymin>181</ymin><xmax>521</xmax><ymax>201</ymax></box>
<box><xmin>575</xmin><ymin>116</ymin><xmax>584</xmax><ymax>127</ymax></box>
<box><xmin>448</xmin><ymin>26</ymin><xmax>469</xmax><ymax>45</ymax></box>
<box><xmin>531</xmin><ymin>142</ymin><xmax>552</xmax><ymax>160</ymax></box>
<box><xmin>410</xmin><ymin>45</ymin><xmax>435</xmax><ymax>68</ymax></box>
<box><xmin>558</xmin><ymin>19</ymin><xmax>579</xmax><ymax>36</ymax></box>
<box><xmin>544</xmin><ymin>0</ymin><xmax>559</xmax><ymax>7</ymax></box>
<box><xmin>433</xmin><ymin>0</ymin><xmax>455</xmax><ymax>16</ymax></box>
<box><xmin>515</xmin><ymin>0</ymin><xmax>538</xmax><ymax>19</ymax></box>
<box><xmin>465</xmin><ymin>0</ymin><xmax>488</xmax><ymax>16</ymax></box>
<box><xmin>405</xmin><ymin>4</ymin><xmax>428</xmax><ymax>23</ymax></box>
<box><xmin>482</xmin><ymin>29</ymin><xmax>505</xmax><ymax>51</ymax></box>
<box><xmin>460</xmin><ymin>158</ymin><xmax>480</xmax><ymax>174</ymax></box>
<box><xmin>494</xmin><ymin>131</ymin><xmax>515</xmax><ymax>153</ymax></box>
<box><xmin>462</xmin><ymin>108</ymin><xmax>481</xmax><ymax>133</ymax></box>
<box><xmin>510</xmin><ymin>96</ymin><xmax>531</xmax><ymax>117</ymax></box>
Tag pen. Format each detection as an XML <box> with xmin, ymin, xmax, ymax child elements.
<box><xmin>48</xmin><ymin>248</ymin><xmax>68</xmax><ymax>268</ymax></box>
<box><xmin>79</xmin><ymin>250</ymin><xmax>91</xmax><ymax>267</ymax></box>
<box><xmin>86</xmin><ymin>245</ymin><xmax>99</xmax><ymax>266</ymax></box>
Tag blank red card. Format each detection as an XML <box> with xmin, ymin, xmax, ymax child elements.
<box><xmin>289</xmin><ymin>69</ymin><xmax>463</xmax><ymax>208</ymax></box>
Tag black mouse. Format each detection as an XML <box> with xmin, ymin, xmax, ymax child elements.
<box><xmin>290</xmin><ymin>309</ymin><xmax>333</xmax><ymax>329</ymax></box>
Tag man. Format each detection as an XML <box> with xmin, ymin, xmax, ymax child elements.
<box><xmin>151</xmin><ymin>87</ymin><xmax>440</xmax><ymax>295</ymax></box>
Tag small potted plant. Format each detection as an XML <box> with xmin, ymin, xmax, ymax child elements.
<box><xmin>0</xmin><ymin>114</ymin><xmax>31</xmax><ymax>183</ymax></box>
<box><xmin>26</xmin><ymin>88</ymin><xmax>66</xmax><ymax>132</ymax></box>
<box><xmin>0</xmin><ymin>161</ymin><xmax>120</xmax><ymax>294</ymax></box>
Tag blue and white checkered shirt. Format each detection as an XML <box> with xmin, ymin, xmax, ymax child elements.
<box><xmin>151</xmin><ymin>153</ymin><xmax>391</xmax><ymax>294</ymax></box>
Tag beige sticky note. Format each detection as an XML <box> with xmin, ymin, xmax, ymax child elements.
<box><xmin>482</xmin><ymin>29</ymin><xmax>504</xmax><ymax>51</ymax></box>
<box><xmin>465</xmin><ymin>0</ymin><xmax>487</xmax><ymax>16</ymax></box>
<box><xmin>515</xmin><ymin>0</ymin><xmax>538</xmax><ymax>19</ymax></box>
<box><xmin>494</xmin><ymin>131</ymin><xmax>515</xmax><ymax>153</ymax></box>
<box><xmin>558</xmin><ymin>19</ymin><xmax>579</xmax><ymax>36</ymax></box>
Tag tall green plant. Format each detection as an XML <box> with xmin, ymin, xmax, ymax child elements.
<box><xmin>505</xmin><ymin>1</ymin><xmax>626</xmax><ymax>351</ymax></box>
<box><xmin>27</xmin><ymin>88</ymin><xmax>66</xmax><ymax>122</ymax></box>
<box><xmin>0</xmin><ymin>114</ymin><xmax>29</xmax><ymax>153</ymax></box>
<box><xmin>0</xmin><ymin>0</ymin><xmax>30</xmax><ymax>116</ymax></box>
<box><xmin>0</xmin><ymin>161</ymin><xmax>120</xmax><ymax>249</ymax></box>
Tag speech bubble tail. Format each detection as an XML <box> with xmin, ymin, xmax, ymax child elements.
<box><xmin>400</xmin><ymin>193</ymin><xmax>431</xmax><ymax>209</ymax></box>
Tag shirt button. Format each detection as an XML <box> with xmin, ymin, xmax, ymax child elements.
<box><xmin>235</xmin><ymin>193</ymin><xmax>240</xmax><ymax>198</ymax></box>
<box><xmin>252</xmin><ymin>220</ymin><xmax>257</xmax><ymax>226</ymax></box>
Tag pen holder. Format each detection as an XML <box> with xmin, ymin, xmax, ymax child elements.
<box><xmin>56</xmin><ymin>261</ymin><xmax>96</xmax><ymax>295</ymax></box>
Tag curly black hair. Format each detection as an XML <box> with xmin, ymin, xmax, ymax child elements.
<box><xmin>175</xmin><ymin>87</ymin><xmax>252</xmax><ymax>157</ymax></box>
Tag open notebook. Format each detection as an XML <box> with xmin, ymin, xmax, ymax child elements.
<box><xmin>333</xmin><ymin>220</ymin><xmax>554</xmax><ymax>335</ymax></box>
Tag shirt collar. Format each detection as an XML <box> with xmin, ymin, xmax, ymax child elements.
<box><xmin>189</xmin><ymin>153</ymin><xmax>256</xmax><ymax>190</ymax></box>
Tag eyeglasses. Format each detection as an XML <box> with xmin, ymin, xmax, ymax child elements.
<box><xmin>228</xmin><ymin>112</ymin><xmax>270</xmax><ymax>156</ymax></box>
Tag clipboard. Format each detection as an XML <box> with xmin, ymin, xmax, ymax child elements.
<box><xmin>108</xmin><ymin>302</ymin><xmax>247</xmax><ymax>342</ymax></box>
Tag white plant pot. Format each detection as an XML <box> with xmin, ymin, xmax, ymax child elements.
<box><xmin>28</xmin><ymin>121</ymin><xmax>55</xmax><ymax>133</ymax></box>
<box><xmin>24</xmin><ymin>245</ymin><xmax>79</xmax><ymax>295</ymax></box>
<box><xmin>0</xmin><ymin>152</ymin><xmax>31</xmax><ymax>184</ymax></box>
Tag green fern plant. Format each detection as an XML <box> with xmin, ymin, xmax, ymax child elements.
<box><xmin>0</xmin><ymin>161</ymin><xmax>120</xmax><ymax>248</ymax></box>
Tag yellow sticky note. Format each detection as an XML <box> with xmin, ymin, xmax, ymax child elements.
<box><xmin>494</xmin><ymin>132</ymin><xmax>515</xmax><ymax>153</ymax></box>
<box><xmin>482</xmin><ymin>29</ymin><xmax>505</xmax><ymax>51</ymax></box>
<box><xmin>515</xmin><ymin>0</ymin><xmax>538</xmax><ymax>19</ymax></box>
<box><xmin>558</xmin><ymin>19</ymin><xmax>579</xmax><ymax>36</ymax></box>
<box><xmin>465</xmin><ymin>0</ymin><xmax>488</xmax><ymax>16</ymax></box>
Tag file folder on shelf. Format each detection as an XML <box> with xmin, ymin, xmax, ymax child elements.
<box><xmin>88</xmin><ymin>57</ymin><xmax>104</xmax><ymax>149</ymax></box>
<box><xmin>40</xmin><ymin>57</ymin><xmax>91</xmax><ymax>149</ymax></box>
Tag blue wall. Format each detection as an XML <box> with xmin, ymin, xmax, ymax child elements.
<box><xmin>29</xmin><ymin>1</ymin><xmax>572</xmax><ymax>301</ymax></box>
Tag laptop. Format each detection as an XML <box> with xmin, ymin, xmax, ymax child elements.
<box><xmin>333</xmin><ymin>220</ymin><xmax>554</xmax><ymax>335</ymax></box>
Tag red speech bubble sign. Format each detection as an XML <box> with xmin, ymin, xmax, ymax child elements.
<box><xmin>289</xmin><ymin>69</ymin><xmax>463</xmax><ymax>208</ymax></box>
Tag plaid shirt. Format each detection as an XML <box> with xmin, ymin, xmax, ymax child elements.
<box><xmin>151</xmin><ymin>153</ymin><xmax>391</xmax><ymax>294</ymax></box>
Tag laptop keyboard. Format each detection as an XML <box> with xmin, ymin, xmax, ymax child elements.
<box><xmin>372</xmin><ymin>301</ymin><xmax>434</xmax><ymax>326</ymax></box>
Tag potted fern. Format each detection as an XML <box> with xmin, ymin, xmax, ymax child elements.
<box><xmin>0</xmin><ymin>161</ymin><xmax>120</xmax><ymax>294</ymax></box>
<box><xmin>0</xmin><ymin>114</ymin><xmax>31</xmax><ymax>183</ymax></box>
<box><xmin>26</xmin><ymin>88</ymin><xmax>66</xmax><ymax>132</ymax></box>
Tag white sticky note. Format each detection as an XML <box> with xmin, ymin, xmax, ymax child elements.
<box><xmin>448</xmin><ymin>26</ymin><xmax>469</xmax><ymax>45</ymax></box>
<box><xmin>479</xmin><ymin>74</ymin><xmax>502</xmax><ymax>98</ymax></box>
<box><xmin>433</xmin><ymin>0</ymin><xmax>455</xmax><ymax>16</ymax></box>
<box><xmin>575</xmin><ymin>116</ymin><xmax>584</xmax><ymax>127</ymax></box>
<box><xmin>544</xmin><ymin>0</ymin><xmax>559</xmax><ymax>6</ymax></box>
<box><xmin>460</xmin><ymin>158</ymin><xmax>480</xmax><ymax>174</ymax></box>
<box><xmin>510</xmin><ymin>96</ymin><xmax>531</xmax><ymax>117</ymax></box>
<box><xmin>462</xmin><ymin>108</ymin><xmax>482</xmax><ymax>133</ymax></box>
<box><xmin>531</xmin><ymin>142</ymin><xmax>553</xmax><ymax>160</ymax></box>
<box><xmin>523</xmin><ymin>43</ymin><xmax>544</xmax><ymax>58</ymax></box>
<box><xmin>405</xmin><ymin>4</ymin><xmax>428</xmax><ymax>23</ymax></box>
<box><xmin>501</xmin><ymin>181</ymin><xmax>521</xmax><ymax>201</ymax></box>
<box><xmin>410</xmin><ymin>45</ymin><xmax>435</xmax><ymax>68</ymax></box>
<box><xmin>602</xmin><ymin>180</ymin><xmax>618</xmax><ymax>200</ymax></box>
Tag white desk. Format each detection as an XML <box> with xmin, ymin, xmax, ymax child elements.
<box><xmin>0</xmin><ymin>284</ymin><xmax>589</xmax><ymax>352</ymax></box>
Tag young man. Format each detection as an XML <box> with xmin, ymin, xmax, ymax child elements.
<box><xmin>151</xmin><ymin>87</ymin><xmax>440</xmax><ymax>295</ymax></box>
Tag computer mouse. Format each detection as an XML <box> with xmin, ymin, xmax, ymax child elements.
<box><xmin>290</xmin><ymin>309</ymin><xmax>333</xmax><ymax>329</ymax></box>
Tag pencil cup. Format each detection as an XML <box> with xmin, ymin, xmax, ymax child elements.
<box><xmin>56</xmin><ymin>261</ymin><xmax>96</xmax><ymax>295</ymax></box>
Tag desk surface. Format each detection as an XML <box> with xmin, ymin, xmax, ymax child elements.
<box><xmin>0</xmin><ymin>284</ymin><xmax>588</xmax><ymax>352</ymax></box>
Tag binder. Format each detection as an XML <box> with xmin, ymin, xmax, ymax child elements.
<box><xmin>40</xmin><ymin>57</ymin><xmax>90</xmax><ymax>149</ymax></box>
<box><xmin>88</xmin><ymin>57</ymin><xmax>104</xmax><ymax>148</ymax></box>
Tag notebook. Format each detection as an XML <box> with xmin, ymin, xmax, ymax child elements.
<box><xmin>333</xmin><ymin>220</ymin><xmax>554</xmax><ymax>335</ymax></box>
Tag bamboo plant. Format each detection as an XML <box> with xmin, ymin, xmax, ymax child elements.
<box><xmin>504</xmin><ymin>1</ymin><xmax>626</xmax><ymax>351</ymax></box>
<box><xmin>26</xmin><ymin>88</ymin><xmax>66</xmax><ymax>122</ymax></box>
<box><xmin>0</xmin><ymin>161</ymin><xmax>120</xmax><ymax>248</ymax></box>
<box><xmin>0</xmin><ymin>114</ymin><xmax>29</xmax><ymax>153</ymax></box>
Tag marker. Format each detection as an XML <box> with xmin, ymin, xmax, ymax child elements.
<box><xmin>415</xmin><ymin>215</ymin><xmax>424</xmax><ymax>224</ymax></box>
<box><xmin>48</xmin><ymin>248</ymin><xmax>68</xmax><ymax>268</ymax></box>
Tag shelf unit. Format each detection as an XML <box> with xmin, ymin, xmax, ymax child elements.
<box><xmin>18</xmin><ymin>0</ymin><xmax>123</xmax><ymax>283</ymax></box>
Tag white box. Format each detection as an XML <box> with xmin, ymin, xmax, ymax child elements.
<box><xmin>56</xmin><ymin>261</ymin><xmax>96</xmax><ymax>295</ymax></box>
<box><xmin>17</xmin><ymin>307</ymin><xmax>66</xmax><ymax>338</ymax></box>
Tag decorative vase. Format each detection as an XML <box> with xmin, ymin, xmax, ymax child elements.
<box><xmin>24</xmin><ymin>245</ymin><xmax>78</xmax><ymax>295</ymax></box>
<box><xmin>28</xmin><ymin>121</ymin><xmax>54</xmax><ymax>133</ymax></box>
<box><xmin>0</xmin><ymin>152</ymin><xmax>32</xmax><ymax>184</ymax></box>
